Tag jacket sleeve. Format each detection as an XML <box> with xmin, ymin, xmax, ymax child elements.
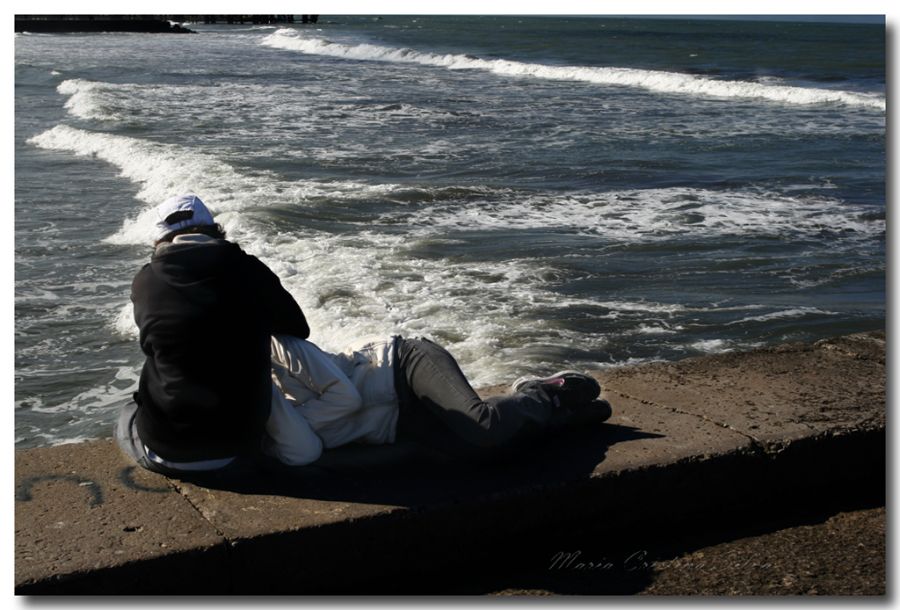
<box><xmin>130</xmin><ymin>263</ymin><xmax>153</xmax><ymax>350</ymax></box>
<box><xmin>271</xmin><ymin>335</ymin><xmax>364</xmax><ymax>429</ymax></box>
<box><xmin>264</xmin><ymin>383</ymin><xmax>324</xmax><ymax>466</ymax></box>
<box><xmin>244</xmin><ymin>253</ymin><xmax>310</xmax><ymax>338</ymax></box>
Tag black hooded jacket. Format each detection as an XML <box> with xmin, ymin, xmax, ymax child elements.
<box><xmin>131</xmin><ymin>237</ymin><xmax>310</xmax><ymax>462</ymax></box>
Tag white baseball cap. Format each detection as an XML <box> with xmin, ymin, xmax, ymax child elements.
<box><xmin>154</xmin><ymin>194</ymin><xmax>216</xmax><ymax>242</ymax></box>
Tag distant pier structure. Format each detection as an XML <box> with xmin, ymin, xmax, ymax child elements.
<box><xmin>15</xmin><ymin>15</ymin><xmax>195</xmax><ymax>33</ymax></box>
<box><xmin>14</xmin><ymin>15</ymin><xmax>320</xmax><ymax>33</ymax></box>
<box><xmin>191</xmin><ymin>15</ymin><xmax>319</xmax><ymax>24</ymax></box>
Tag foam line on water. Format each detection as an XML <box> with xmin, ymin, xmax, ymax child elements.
<box><xmin>726</xmin><ymin>307</ymin><xmax>837</xmax><ymax>326</ymax></box>
<box><xmin>57</xmin><ymin>79</ymin><xmax>127</xmax><ymax>120</ymax></box>
<box><xmin>53</xmin><ymin>78</ymin><xmax>490</xmax><ymax>133</ymax></box>
<box><xmin>27</xmin><ymin>125</ymin><xmax>402</xmax><ymax>245</ymax></box>
<box><xmin>55</xmin><ymin>79</ymin><xmax>311</xmax><ymax>124</ymax></box>
<box><xmin>51</xmin><ymin>78</ymin><xmax>883</xmax><ymax>152</ymax></box>
<box><xmin>261</xmin><ymin>29</ymin><xmax>885</xmax><ymax>110</ymax></box>
<box><xmin>689</xmin><ymin>339</ymin><xmax>733</xmax><ymax>353</ymax></box>
<box><xmin>22</xmin><ymin>366</ymin><xmax>139</xmax><ymax>415</ymax></box>
<box><xmin>378</xmin><ymin>188</ymin><xmax>885</xmax><ymax>242</ymax></box>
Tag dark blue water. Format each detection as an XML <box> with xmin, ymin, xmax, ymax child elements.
<box><xmin>15</xmin><ymin>16</ymin><xmax>885</xmax><ymax>448</ymax></box>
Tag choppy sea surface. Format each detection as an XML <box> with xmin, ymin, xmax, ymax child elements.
<box><xmin>15</xmin><ymin>16</ymin><xmax>885</xmax><ymax>448</ymax></box>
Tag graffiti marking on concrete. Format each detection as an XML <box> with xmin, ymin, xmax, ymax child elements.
<box><xmin>118</xmin><ymin>467</ymin><xmax>170</xmax><ymax>493</ymax></box>
<box><xmin>16</xmin><ymin>474</ymin><xmax>104</xmax><ymax>507</ymax></box>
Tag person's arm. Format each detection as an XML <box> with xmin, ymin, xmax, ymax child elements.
<box><xmin>245</xmin><ymin>253</ymin><xmax>310</xmax><ymax>338</ymax></box>
<box><xmin>271</xmin><ymin>335</ymin><xmax>364</xmax><ymax>427</ymax></box>
<box><xmin>264</xmin><ymin>383</ymin><xmax>324</xmax><ymax>466</ymax></box>
<box><xmin>130</xmin><ymin>264</ymin><xmax>154</xmax><ymax>351</ymax></box>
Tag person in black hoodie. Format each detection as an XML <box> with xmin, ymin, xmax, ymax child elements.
<box><xmin>115</xmin><ymin>194</ymin><xmax>310</xmax><ymax>477</ymax></box>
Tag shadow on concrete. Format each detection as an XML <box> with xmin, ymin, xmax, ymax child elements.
<box><xmin>435</xmin><ymin>492</ymin><xmax>887</xmax><ymax>595</ymax></box>
<box><xmin>175</xmin><ymin>423</ymin><xmax>664</xmax><ymax>509</ymax></box>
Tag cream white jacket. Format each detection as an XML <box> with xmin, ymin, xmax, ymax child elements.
<box><xmin>264</xmin><ymin>335</ymin><xmax>400</xmax><ymax>466</ymax></box>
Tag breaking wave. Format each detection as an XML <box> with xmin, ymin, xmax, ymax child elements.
<box><xmin>261</xmin><ymin>29</ymin><xmax>885</xmax><ymax>110</ymax></box>
<box><xmin>27</xmin><ymin>125</ymin><xmax>401</xmax><ymax>245</ymax></box>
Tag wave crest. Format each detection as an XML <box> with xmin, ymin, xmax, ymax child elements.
<box><xmin>261</xmin><ymin>29</ymin><xmax>885</xmax><ymax>110</ymax></box>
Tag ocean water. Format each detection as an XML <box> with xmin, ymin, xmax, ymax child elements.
<box><xmin>14</xmin><ymin>16</ymin><xmax>885</xmax><ymax>448</ymax></box>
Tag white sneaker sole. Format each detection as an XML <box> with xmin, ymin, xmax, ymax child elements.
<box><xmin>511</xmin><ymin>370</ymin><xmax>589</xmax><ymax>393</ymax></box>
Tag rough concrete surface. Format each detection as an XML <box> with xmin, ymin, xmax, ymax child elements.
<box><xmin>14</xmin><ymin>332</ymin><xmax>885</xmax><ymax>594</ymax></box>
<box><xmin>15</xmin><ymin>439</ymin><xmax>228</xmax><ymax>593</ymax></box>
<box><xmin>484</xmin><ymin>505</ymin><xmax>885</xmax><ymax>596</ymax></box>
<box><xmin>642</xmin><ymin>507</ymin><xmax>886</xmax><ymax>595</ymax></box>
<box><xmin>600</xmin><ymin>332</ymin><xmax>885</xmax><ymax>448</ymax></box>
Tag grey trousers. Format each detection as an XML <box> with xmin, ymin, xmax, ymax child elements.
<box><xmin>393</xmin><ymin>337</ymin><xmax>557</xmax><ymax>459</ymax></box>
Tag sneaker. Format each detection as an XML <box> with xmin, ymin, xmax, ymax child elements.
<box><xmin>512</xmin><ymin>370</ymin><xmax>601</xmax><ymax>409</ymax></box>
<box><xmin>572</xmin><ymin>399</ymin><xmax>613</xmax><ymax>424</ymax></box>
<box><xmin>547</xmin><ymin>398</ymin><xmax>613</xmax><ymax>431</ymax></box>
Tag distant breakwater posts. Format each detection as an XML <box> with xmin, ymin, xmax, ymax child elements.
<box><xmin>196</xmin><ymin>15</ymin><xmax>320</xmax><ymax>24</ymax></box>
<box><xmin>14</xmin><ymin>15</ymin><xmax>320</xmax><ymax>34</ymax></box>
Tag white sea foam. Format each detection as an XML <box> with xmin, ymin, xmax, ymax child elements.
<box><xmin>53</xmin><ymin>77</ymin><xmax>486</xmax><ymax>137</ymax></box>
<box><xmin>26</xmin><ymin>366</ymin><xmax>138</xmax><ymax>415</ymax></box>
<box><xmin>593</xmin><ymin>355</ymin><xmax>668</xmax><ymax>370</ymax></box>
<box><xmin>15</xmin><ymin>287</ymin><xmax>60</xmax><ymax>302</ymax></box>
<box><xmin>629</xmin><ymin>323</ymin><xmax>682</xmax><ymax>335</ymax></box>
<box><xmin>384</xmin><ymin>188</ymin><xmax>885</xmax><ymax>242</ymax></box>
<box><xmin>245</xmin><ymin>227</ymin><xmax>610</xmax><ymax>385</ymax></box>
<box><xmin>54</xmin><ymin>79</ymin><xmax>291</xmax><ymax>124</ymax></box>
<box><xmin>113</xmin><ymin>303</ymin><xmax>138</xmax><ymax>338</ymax></box>
<box><xmin>261</xmin><ymin>29</ymin><xmax>885</xmax><ymax>111</ymax></box>
<box><xmin>56</xmin><ymin>79</ymin><xmax>122</xmax><ymax>120</ymax></box>
<box><xmin>26</xmin><ymin>125</ymin><xmax>882</xmax><ymax>387</ymax></box>
<box><xmin>51</xmin><ymin>437</ymin><xmax>95</xmax><ymax>447</ymax></box>
<box><xmin>50</xmin><ymin>76</ymin><xmax>877</xmax><ymax>154</ymax></box>
<box><xmin>726</xmin><ymin>307</ymin><xmax>836</xmax><ymax>326</ymax></box>
<box><xmin>20</xmin><ymin>433</ymin><xmax>96</xmax><ymax>448</ymax></box>
<box><xmin>594</xmin><ymin>301</ymin><xmax>687</xmax><ymax>314</ymax></box>
<box><xmin>27</xmin><ymin>125</ymin><xmax>402</xmax><ymax>245</ymax></box>
<box><xmin>690</xmin><ymin>339</ymin><xmax>733</xmax><ymax>353</ymax></box>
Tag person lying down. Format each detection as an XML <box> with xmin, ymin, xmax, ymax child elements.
<box><xmin>265</xmin><ymin>334</ymin><xmax>612</xmax><ymax>466</ymax></box>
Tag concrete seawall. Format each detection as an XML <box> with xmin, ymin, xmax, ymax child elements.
<box><xmin>15</xmin><ymin>332</ymin><xmax>885</xmax><ymax>594</ymax></box>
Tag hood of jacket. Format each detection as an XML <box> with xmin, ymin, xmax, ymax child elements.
<box><xmin>149</xmin><ymin>235</ymin><xmax>241</xmax><ymax>305</ymax></box>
